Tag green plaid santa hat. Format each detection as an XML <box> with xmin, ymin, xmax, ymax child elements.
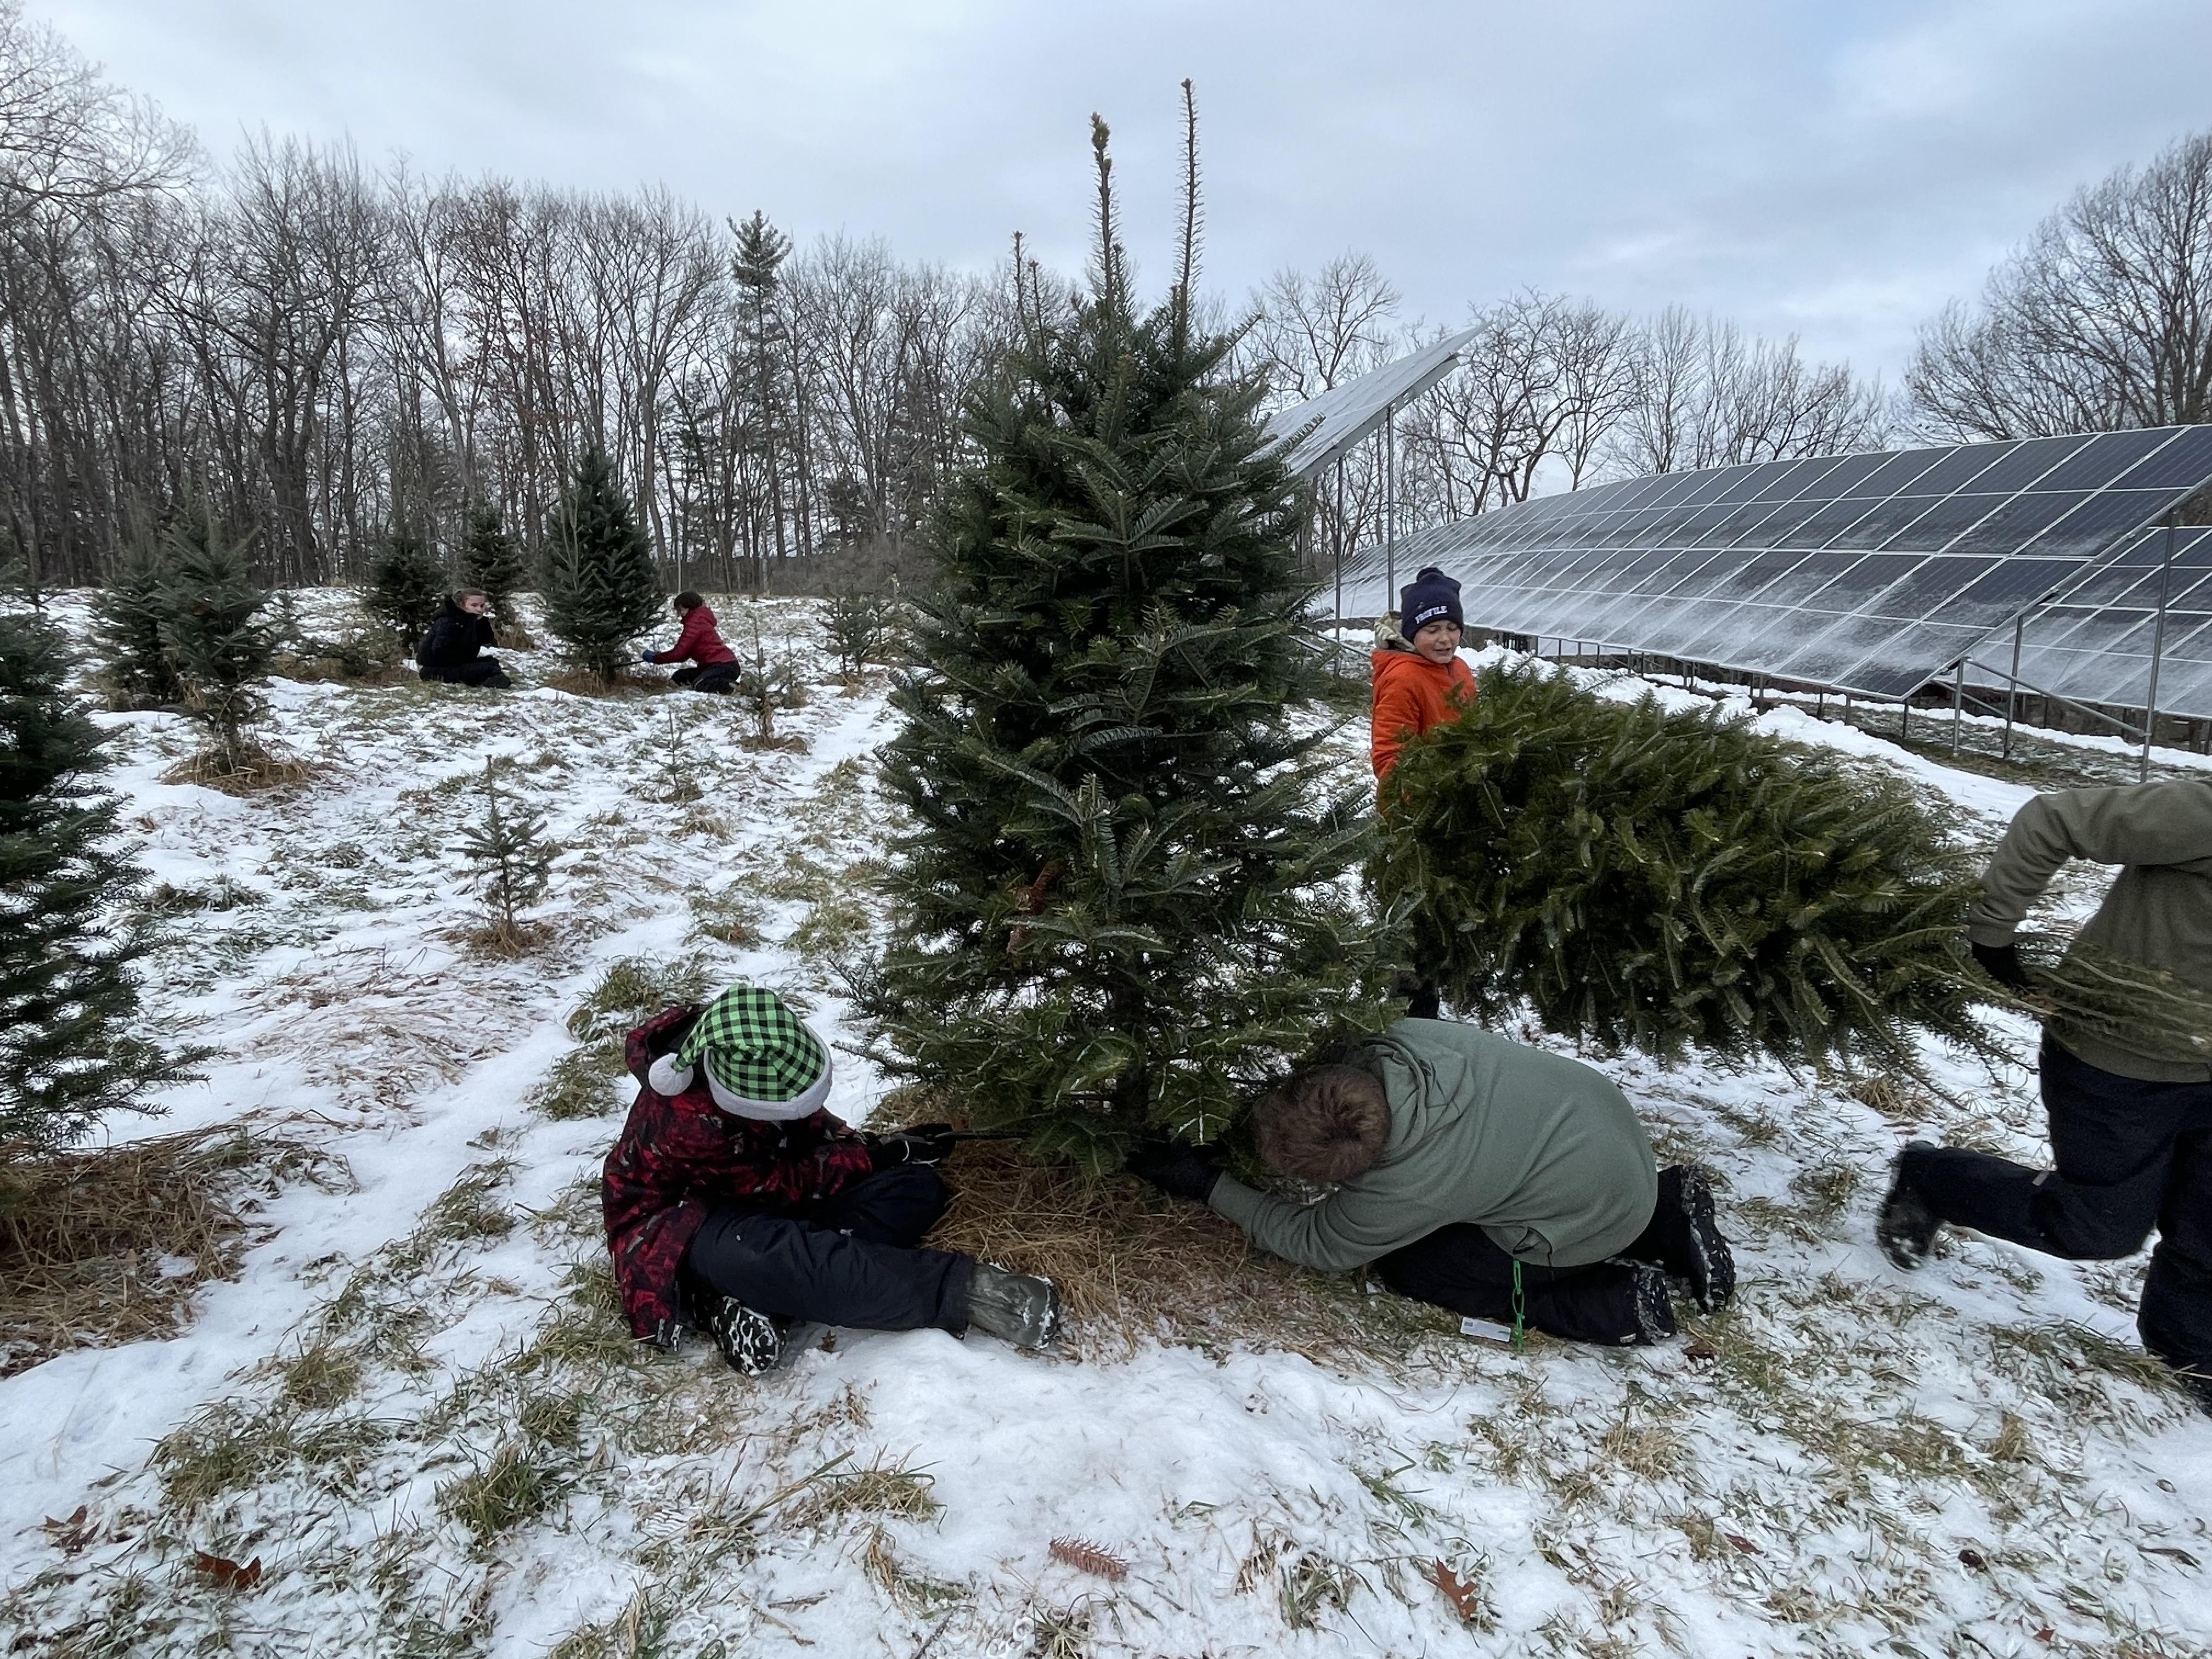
<box><xmin>646</xmin><ymin>984</ymin><xmax>834</xmax><ymax>1120</ymax></box>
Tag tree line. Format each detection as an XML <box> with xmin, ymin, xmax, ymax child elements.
<box><xmin>5</xmin><ymin>0</ymin><xmax>2210</xmax><ymax>594</ymax></box>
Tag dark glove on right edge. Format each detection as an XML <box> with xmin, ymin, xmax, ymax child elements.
<box><xmin>1971</xmin><ymin>939</ymin><xmax>2032</xmax><ymax>991</ymax></box>
<box><xmin>1125</xmin><ymin>1138</ymin><xmax>1223</xmax><ymax>1205</ymax></box>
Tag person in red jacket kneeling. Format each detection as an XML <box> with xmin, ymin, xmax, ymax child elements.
<box><xmin>601</xmin><ymin>984</ymin><xmax>1059</xmax><ymax>1374</ymax></box>
<box><xmin>640</xmin><ymin>591</ymin><xmax>741</xmax><ymax>693</ymax></box>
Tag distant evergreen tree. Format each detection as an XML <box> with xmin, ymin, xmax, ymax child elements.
<box><xmin>1</xmin><ymin>602</ymin><xmax>195</xmax><ymax>1149</ymax></box>
<box><xmin>458</xmin><ymin>503</ymin><xmax>527</xmax><ymax>627</ymax></box>
<box><xmin>158</xmin><ymin>526</ymin><xmax>276</xmax><ymax>776</ymax></box>
<box><xmin>366</xmin><ymin>529</ymin><xmax>449</xmax><ymax>644</ymax></box>
<box><xmin>854</xmin><ymin>110</ymin><xmax>1395</xmax><ymax>1170</ymax></box>
<box><xmin>730</xmin><ymin>209</ymin><xmax>795</xmax><ymax>589</ymax></box>
<box><xmin>93</xmin><ymin>535</ymin><xmax>184</xmax><ymax>709</ymax></box>
<box><xmin>540</xmin><ymin>443</ymin><xmax>662</xmax><ymax>680</ymax></box>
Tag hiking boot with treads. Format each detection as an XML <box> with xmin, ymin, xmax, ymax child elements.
<box><xmin>963</xmin><ymin>1264</ymin><xmax>1060</xmax><ymax>1349</ymax></box>
<box><xmin>1628</xmin><ymin>1262</ymin><xmax>1678</xmax><ymax>1345</ymax></box>
<box><xmin>1876</xmin><ymin>1143</ymin><xmax>1943</xmax><ymax>1271</ymax></box>
<box><xmin>1674</xmin><ymin>1165</ymin><xmax>1736</xmax><ymax>1313</ymax></box>
<box><xmin>701</xmin><ymin>1295</ymin><xmax>782</xmax><ymax>1376</ymax></box>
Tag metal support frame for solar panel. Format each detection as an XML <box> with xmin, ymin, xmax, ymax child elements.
<box><xmin>1374</xmin><ymin>426</ymin><xmax>2212</xmax><ymax>714</ymax></box>
<box><xmin>1261</xmin><ymin>329</ymin><xmax>1480</xmax><ymax>661</ymax></box>
<box><xmin>1963</xmin><ymin>517</ymin><xmax>2212</xmax><ymax>775</ymax></box>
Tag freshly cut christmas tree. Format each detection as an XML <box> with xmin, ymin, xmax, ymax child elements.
<box><xmin>1</xmin><ymin>603</ymin><xmax>195</xmax><ymax>1149</ymax></box>
<box><xmin>856</xmin><ymin>110</ymin><xmax>1395</xmax><ymax>1170</ymax></box>
<box><xmin>540</xmin><ymin>444</ymin><xmax>661</xmax><ymax>681</ymax></box>
<box><xmin>1373</xmin><ymin>663</ymin><xmax>1995</xmax><ymax>1075</ymax></box>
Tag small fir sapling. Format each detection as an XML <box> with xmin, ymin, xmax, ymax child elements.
<box><xmin>854</xmin><ymin>96</ymin><xmax>1397</xmax><ymax>1170</ymax></box>
<box><xmin>92</xmin><ymin>534</ymin><xmax>184</xmax><ymax>709</ymax></box>
<box><xmin>156</xmin><ymin>525</ymin><xmax>278</xmax><ymax>778</ymax></box>
<box><xmin>453</xmin><ymin>758</ymin><xmax>554</xmax><ymax>949</ymax></box>
<box><xmin>540</xmin><ymin>444</ymin><xmax>662</xmax><ymax>681</ymax></box>
<box><xmin>737</xmin><ymin>622</ymin><xmax>803</xmax><ymax>746</ymax></box>
<box><xmin>1</xmin><ymin>602</ymin><xmax>199</xmax><ymax>1150</ymax></box>
<box><xmin>821</xmin><ymin>589</ymin><xmax>881</xmax><ymax>676</ymax></box>
<box><xmin>365</xmin><ymin>529</ymin><xmax>449</xmax><ymax>644</ymax></box>
<box><xmin>654</xmin><ymin>703</ymin><xmax>703</xmax><ymax>804</ymax></box>
<box><xmin>459</xmin><ymin>503</ymin><xmax>530</xmax><ymax>639</ymax></box>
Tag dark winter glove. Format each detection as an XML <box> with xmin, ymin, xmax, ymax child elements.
<box><xmin>1125</xmin><ymin>1138</ymin><xmax>1224</xmax><ymax>1205</ymax></box>
<box><xmin>639</xmin><ymin>651</ymin><xmax>657</xmax><ymax>665</ymax></box>
<box><xmin>1970</xmin><ymin>938</ymin><xmax>2032</xmax><ymax>992</ymax></box>
<box><xmin>869</xmin><ymin>1122</ymin><xmax>957</xmax><ymax>1169</ymax></box>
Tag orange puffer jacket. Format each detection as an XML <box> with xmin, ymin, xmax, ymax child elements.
<box><xmin>1370</xmin><ymin>646</ymin><xmax>1475</xmax><ymax>783</ymax></box>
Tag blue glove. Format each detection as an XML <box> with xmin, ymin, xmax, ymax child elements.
<box><xmin>639</xmin><ymin>651</ymin><xmax>656</xmax><ymax>665</ymax></box>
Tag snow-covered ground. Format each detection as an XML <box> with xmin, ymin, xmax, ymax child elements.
<box><xmin>4</xmin><ymin>596</ymin><xmax>2210</xmax><ymax>1658</ymax></box>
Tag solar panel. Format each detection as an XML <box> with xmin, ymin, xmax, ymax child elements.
<box><xmin>1967</xmin><ymin>524</ymin><xmax>2212</xmax><ymax>720</ymax></box>
<box><xmin>1264</xmin><ymin>329</ymin><xmax>1480</xmax><ymax>479</ymax></box>
<box><xmin>1337</xmin><ymin>426</ymin><xmax>2212</xmax><ymax>699</ymax></box>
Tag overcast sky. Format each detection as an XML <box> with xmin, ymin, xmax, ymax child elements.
<box><xmin>35</xmin><ymin>0</ymin><xmax>2212</xmax><ymax>382</ymax></box>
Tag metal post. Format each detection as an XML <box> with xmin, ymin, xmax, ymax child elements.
<box><xmin>2141</xmin><ymin>514</ymin><xmax>2179</xmax><ymax>782</ymax></box>
<box><xmin>1383</xmin><ymin>400</ymin><xmax>1398</xmax><ymax>610</ymax></box>
<box><xmin>1951</xmin><ymin>660</ymin><xmax>1965</xmax><ymax>755</ymax></box>
<box><xmin>2003</xmin><ymin>616</ymin><xmax>2023</xmax><ymax>759</ymax></box>
<box><xmin>1900</xmin><ymin>697</ymin><xmax>1910</xmax><ymax>740</ymax></box>
<box><xmin>1333</xmin><ymin>453</ymin><xmax>1346</xmax><ymax>638</ymax></box>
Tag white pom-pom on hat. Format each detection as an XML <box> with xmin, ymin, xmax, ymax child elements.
<box><xmin>646</xmin><ymin>1053</ymin><xmax>694</xmax><ymax>1097</ymax></box>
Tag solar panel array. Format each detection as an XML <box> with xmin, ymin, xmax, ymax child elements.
<box><xmin>1969</xmin><ymin>523</ymin><xmax>2212</xmax><ymax>720</ymax></box>
<box><xmin>1380</xmin><ymin>427</ymin><xmax>2212</xmax><ymax>698</ymax></box>
<box><xmin>1265</xmin><ymin>329</ymin><xmax>1477</xmax><ymax>480</ymax></box>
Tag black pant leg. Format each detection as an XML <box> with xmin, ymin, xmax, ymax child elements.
<box><xmin>1616</xmin><ymin>1166</ymin><xmax>1680</xmax><ymax>1269</ymax></box>
<box><xmin>803</xmin><ymin>1165</ymin><xmax>949</xmax><ymax>1247</ymax></box>
<box><xmin>1909</xmin><ymin>1040</ymin><xmax>2195</xmax><ymax>1260</ymax></box>
<box><xmin>2141</xmin><ymin>1126</ymin><xmax>2212</xmax><ymax>1387</ymax></box>
<box><xmin>1375</xmin><ymin>1223</ymin><xmax>1646</xmax><ymax>1346</ymax></box>
<box><xmin>670</xmin><ymin>665</ymin><xmax>701</xmax><ymax>687</ymax></box>
<box><xmin>425</xmin><ymin>658</ymin><xmax>508</xmax><ymax>689</ymax></box>
<box><xmin>689</xmin><ymin>662</ymin><xmax>740</xmax><ymax>695</ymax></box>
<box><xmin>682</xmin><ymin>1200</ymin><xmax>972</xmax><ymax>1333</ymax></box>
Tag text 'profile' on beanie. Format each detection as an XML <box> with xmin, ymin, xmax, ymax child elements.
<box><xmin>1399</xmin><ymin>566</ymin><xmax>1463</xmax><ymax>634</ymax></box>
<box><xmin>644</xmin><ymin>984</ymin><xmax>834</xmax><ymax>1120</ymax></box>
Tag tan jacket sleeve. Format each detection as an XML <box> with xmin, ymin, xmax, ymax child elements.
<box><xmin>1967</xmin><ymin>782</ymin><xmax>2212</xmax><ymax>946</ymax></box>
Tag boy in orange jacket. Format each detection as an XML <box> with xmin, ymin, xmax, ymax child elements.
<box><xmin>1371</xmin><ymin>565</ymin><xmax>1475</xmax><ymax>785</ymax></box>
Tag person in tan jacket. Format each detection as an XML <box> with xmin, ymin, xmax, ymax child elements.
<box><xmin>1876</xmin><ymin>777</ymin><xmax>2212</xmax><ymax>1413</ymax></box>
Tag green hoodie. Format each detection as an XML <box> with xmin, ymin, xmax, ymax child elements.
<box><xmin>1966</xmin><ymin>777</ymin><xmax>2212</xmax><ymax>1083</ymax></box>
<box><xmin>1208</xmin><ymin>1019</ymin><xmax>1658</xmax><ymax>1272</ymax></box>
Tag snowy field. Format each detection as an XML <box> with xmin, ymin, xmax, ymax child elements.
<box><xmin>5</xmin><ymin>594</ymin><xmax>2212</xmax><ymax>1659</ymax></box>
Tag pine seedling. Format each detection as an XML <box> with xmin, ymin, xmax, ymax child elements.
<box><xmin>366</xmin><ymin>530</ymin><xmax>449</xmax><ymax>644</ymax></box>
<box><xmin>654</xmin><ymin>703</ymin><xmax>702</xmax><ymax>804</ymax></box>
<box><xmin>1</xmin><ymin>602</ymin><xmax>200</xmax><ymax>1149</ymax></box>
<box><xmin>453</xmin><ymin>759</ymin><xmax>554</xmax><ymax>951</ymax></box>
<box><xmin>821</xmin><ymin>590</ymin><xmax>880</xmax><ymax>677</ymax></box>
<box><xmin>156</xmin><ymin>524</ymin><xmax>278</xmax><ymax>780</ymax></box>
<box><xmin>93</xmin><ymin>534</ymin><xmax>184</xmax><ymax>709</ymax></box>
<box><xmin>737</xmin><ymin>623</ymin><xmax>802</xmax><ymax>747</ymax></box>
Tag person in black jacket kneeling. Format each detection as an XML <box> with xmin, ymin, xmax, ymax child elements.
<box><xmin>418</xmin><ymin>589</ymin><xmax>512</xmax><ymax>689</ymax></box>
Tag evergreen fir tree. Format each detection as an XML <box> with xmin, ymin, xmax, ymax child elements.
<box><xmin>1372</xmin><ymin>662</ymin><xmax>1997</xmax><ymax>1075</ymax></box>
<box><xmin>854</xmin><ymin>110</ymin><xmax>1395</xmax><ymax>1170</ymax></box>
<box><xmin>366</xmin><ymin>529</ymin><xmax>449</xmax><ymax>644</ymax></box>
<box><xmin>730</xmin><ymin>210</ymin><xmax>794</xmax><ymax>590</ymax></box>
<box><xmin>458</xmin><ymin>503</ymin><xmax>528</xmax><ymax>629</ymax></box>
<box><xmin>1</xmin><ymin>602</ymin><xmax>196</xmax><ymax>1150</ymax></box>
<box><xmin>92</xmin><ymin>535</ymin><xmax>184</xmax><ymax>709</ymax></box>
<box><xmin>158</xmin><ymin>525</ymin><xmax>275</xmax><ymax>776</ymax></box>
<box><xmin>821</xmin><ymin>589</ymin><xmax>880</xmax><ymax>675</ymax></box>
<box><xmin>453</xmin><ymin>758</ymin><xmax>554</xmax><ymax>950</ymax></box>
<box><xmin>540</xmin><ymin>444</ymin><xmax>662</xmax><ymax>680</ymax></box>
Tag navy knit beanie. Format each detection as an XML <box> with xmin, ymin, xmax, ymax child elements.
<box><xmin>1398</xmin><ymin>567</ymin><xmax>1463</xmax><ymax>634</ymax></box>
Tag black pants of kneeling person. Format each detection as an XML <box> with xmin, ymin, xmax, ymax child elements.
<box><xmin>421</xmin><ymin>658</ymin><xmax>512</xmax><ymax>689</ymax></box>
<box><xmin>1375</xmin><ymin>1166</ymin><xmax>1705</xmax><ymax>1345</ymax></box>
<box><xmin>1901</xmin><ymin>1037</ymin><xmax>2212</xmax><ymax>1394</ymax></box>
<box><xmin>672</xmin><ymin>662</ymin><xmax>740</xmax><ymax>695</ymax></box>
<box><xmin>679</xmin><ymin>1165</ymin><xmax>974</xmax><ymax>1333</ymax></box>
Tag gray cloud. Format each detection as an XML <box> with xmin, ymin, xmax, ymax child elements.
<box><xmin>38</xmin><ymin>0</ymin><xmax>2212</xmax><ymax>378</ymax></box>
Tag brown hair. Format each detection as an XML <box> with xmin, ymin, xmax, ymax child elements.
<box><xmin>1255</xmin><ymin>1064</ymin><xmax>1390</xmax><ymax>1182</ymax></box>
<box><xmin>673</xmin><ymin>590</ymin><xmax>704</xmax><ymax>612</ymax></box>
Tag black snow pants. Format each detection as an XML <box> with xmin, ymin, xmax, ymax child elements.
<box><xmin>1375</xmin><ymin>1165</ymin><xmax>1703</xmax><ymax>1346</ymax></box>
<box><xmin>421</xmin><ymin>657</ymin><xmax>512</xmax><ymax>689</ymax></box>
<box><xmin>679</xmin><ymin>1164</ymin><xmax>974</xmax><ymax>1333</ymax></box>
<box><xmin>672</xmin><ymin>662</ymin><xmax>741</xmax><ymax>695</ymax></box>
<box><xmin>1903</xmin><ymin>1037</ymin><xmax>2212</xmax><ymax>1395</ymax></box>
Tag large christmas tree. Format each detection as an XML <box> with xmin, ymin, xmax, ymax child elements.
<box><xmin>540</xmin><ymin>444</ymin><xmax>661</xmax><ymax>680</ymax></box>
<box><xmin>856</xmin><ymin>114</ymin><xmax>1394</xmax><ymax>1170</ymax></box>
<box><xmin>1</xmin><ymin>603</ymin><xmax>194</xmax><ymax>1149</ymax></box>
<box><xmin>1372</xmin><ymin>662</ymin><xmax>1996</xmax><ymax>1075</ymax></box>
<box><xmin>458</xmin><ymin>503</ymin><xmax>528</xmax><ymax>629</ymax></box>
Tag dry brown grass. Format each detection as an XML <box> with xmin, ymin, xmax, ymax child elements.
<box><xmin>0</xmin><ymin>1125</ymin><xmax>348</xmax><ymax>1375</ymax></box>
<box><xmin>540</xmin><ymin>668</ymin><xmax>661</xmax><ymax>698</ymax></box>
<box><xmin>926</xmin><ymin>1140</ymin><xmax>1454</xmax><ymax>1363</ymax></box>
<box><xmin>161</xmin><ymin>750</ymin><xmax>314</xmax><ymax>794</ymax></box>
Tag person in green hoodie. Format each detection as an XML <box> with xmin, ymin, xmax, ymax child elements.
<box><xmin>1876</xmin><ymin>777</ymin><xmax>2212</xmax><ymax>1413</ymax></box>
<box><xmin>1128</xmin><ymin>1017</ymin><xmax>1735</xmax><ymax>1345</ymax></box>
